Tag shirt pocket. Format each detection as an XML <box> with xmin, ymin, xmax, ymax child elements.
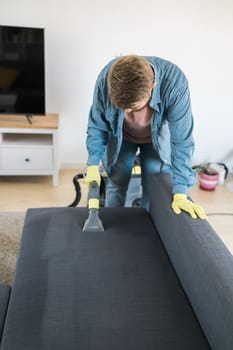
<box><xmin>105</xmin><ymin>109</ymin><xmax>119</xmax><ymax>135</ymax></box>
<box><xmin>102</xmin><ymin>132</ymin><xmax>119</xmax><ymax>172</ymax></box>
<box><xmin>157</xmin><ymin>120</ymin><xmax>171</xmax><ymax>165</ymax></box>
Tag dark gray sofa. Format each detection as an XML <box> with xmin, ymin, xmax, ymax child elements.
<box><xmin>0</xmin><ymin>174</ymin><xmax>232</xmax><ymax>349</ymax></box>
<box><xmin>0</xmin><ymin>284</ymin><xmax>11</xmax><ymax>343</ymax></box>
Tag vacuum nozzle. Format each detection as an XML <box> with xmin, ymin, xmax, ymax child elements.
<box><xmin>83</xmin><ymin>208</ymin><xmax>104</xmax><ymax>232</ymax></box>
<box><xmin>82</xmin><ymin>181</ymin><xmax>104</xmax><ymax>232</ymax></box>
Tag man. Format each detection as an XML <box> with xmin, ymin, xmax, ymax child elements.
<box><xmin>85</xmin><ymin>55</ymin><xmax>206</xmax><ymax>219</ymax></box>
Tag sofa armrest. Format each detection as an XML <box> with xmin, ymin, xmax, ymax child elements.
<box><xmin>148</xmin><ymin>174</ymin><xmax>233</xmax><ymax>350</ymax></box>
<box><xmin>0</xmin><ymin>283</ymin><xmax>11</xmax><ymax>343</ymax></box>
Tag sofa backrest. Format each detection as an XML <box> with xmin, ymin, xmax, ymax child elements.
<box><xmin>149</xmin><ymin>174</ymin><xmax>233</xmax><ymax>350</ymax></box>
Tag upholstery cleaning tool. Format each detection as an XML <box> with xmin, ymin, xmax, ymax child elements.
<box><xmin>83</xmin><ymin>181</ymin><xmax>104</xmax><ymax>231</ymax></box>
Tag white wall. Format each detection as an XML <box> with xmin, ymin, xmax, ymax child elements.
<box><xmin>1</xmin><ymin>0</ymin><xmax>233</xmax><ymax>171</ymax></box>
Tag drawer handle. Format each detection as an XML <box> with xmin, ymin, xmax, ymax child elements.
<box><xmin>25</xmin><ymin>158</ymin><xmax>30</xmax><ymax>162</ymax></box>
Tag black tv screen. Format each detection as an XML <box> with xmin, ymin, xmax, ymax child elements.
<box><xmin>0</xmin><ymin>25</ymin><xmax>45</xmax><ymax>115</ymax></box>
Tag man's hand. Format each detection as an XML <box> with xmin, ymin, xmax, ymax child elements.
<box><xmin>172</xmin><ymin>194</ymin><xmax>207</xmax><ymax>219</ymax></box>
<box><xmin>85</xmin><ymin>165</ymin><xmax>101</xmax><ymax>187</ymax></box>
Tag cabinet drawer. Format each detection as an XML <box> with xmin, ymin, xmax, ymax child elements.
<box><xmin>1</xmin><ymin>148</ymin><xmax>53</xmax><ymax>170</ymax></box>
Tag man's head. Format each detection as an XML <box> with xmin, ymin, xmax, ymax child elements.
<box><xmin>107</xmin><ymin>55</ymin><xmax>155</xmax><ymax>110</ymax></box>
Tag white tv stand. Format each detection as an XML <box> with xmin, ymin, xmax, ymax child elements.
<box><xmin>0</xmin><ymin>114</ymin><xmax>59</xmax><ymax>186</ymax></box>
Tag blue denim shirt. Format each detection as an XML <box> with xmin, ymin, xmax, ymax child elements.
<box><xmin>86</xmin><ymin>56</ymin><xmax>196</xmax><ymax>194</ymax></box>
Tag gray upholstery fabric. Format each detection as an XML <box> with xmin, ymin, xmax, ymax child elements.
<box><xmin>149</xmin><ymin>174</ymin><xmax>233</xmax><ymax>350</ymax></box>
<box><xmin>1</xmin><ymin>207</ymin><xmax>210</xmax><ymax>349</ymax></box>
<box><xmin>0</xmin><ymin>283</ymin><xmax>11</xmax><ymax>343</ymax></box>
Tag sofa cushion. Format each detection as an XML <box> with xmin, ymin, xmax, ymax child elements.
<box><xmin>1</xmin><ymin>207</ymin><xmax>210</xmax><ymax>349</ymax></box>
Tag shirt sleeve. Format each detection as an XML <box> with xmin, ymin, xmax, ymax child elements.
<box><xmin>86</xmin><ymin>75</ymin><xmax>110</xmax><ymax>166</ymax></box>
<box><xmin>166</xmin><ymin>84</ymin><xmax>197</xmax><ymax>194</ymax></box>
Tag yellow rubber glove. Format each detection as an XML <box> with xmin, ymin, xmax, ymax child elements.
<box><xmin>172</xmin><ymin>194</ymin><xmax>207</xmax><ymax>219</ymax></box>
<box><xmin>85</xmin><ymin>165</ymin><xmax>101</xmax><ymax>187</ymax></box>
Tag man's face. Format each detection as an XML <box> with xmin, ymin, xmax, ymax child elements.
<box><xmin>124</xmin><ymin>82</ymin><xmax>155</xmax><ymax>113</ymax></box>
<box><xmin>124</xmin><ymin>96</ymin><xmax>150</xmax><ymax>113</ymax></box>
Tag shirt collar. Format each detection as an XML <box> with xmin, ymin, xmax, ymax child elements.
<box><xmin>149</xmin><ymin>63</ymin><xmax>161</xmax><ymax>112</ymax></box>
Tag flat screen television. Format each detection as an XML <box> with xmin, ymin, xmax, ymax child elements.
<box><xmin>0</xmin><ymin>25</ymin><xmax>45</xmax><ymax>116</ymax></box>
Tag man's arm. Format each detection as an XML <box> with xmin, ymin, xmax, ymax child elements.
<box><xmin>166</xmin><ymin>83</ymin><xmax>206</xmax><ymax>219</ymax></box>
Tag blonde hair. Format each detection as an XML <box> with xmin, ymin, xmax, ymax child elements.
<box><xmin>107</xmin><ymin>55</ymin><xmax>155</xmax><ymax>109</ymax></box>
